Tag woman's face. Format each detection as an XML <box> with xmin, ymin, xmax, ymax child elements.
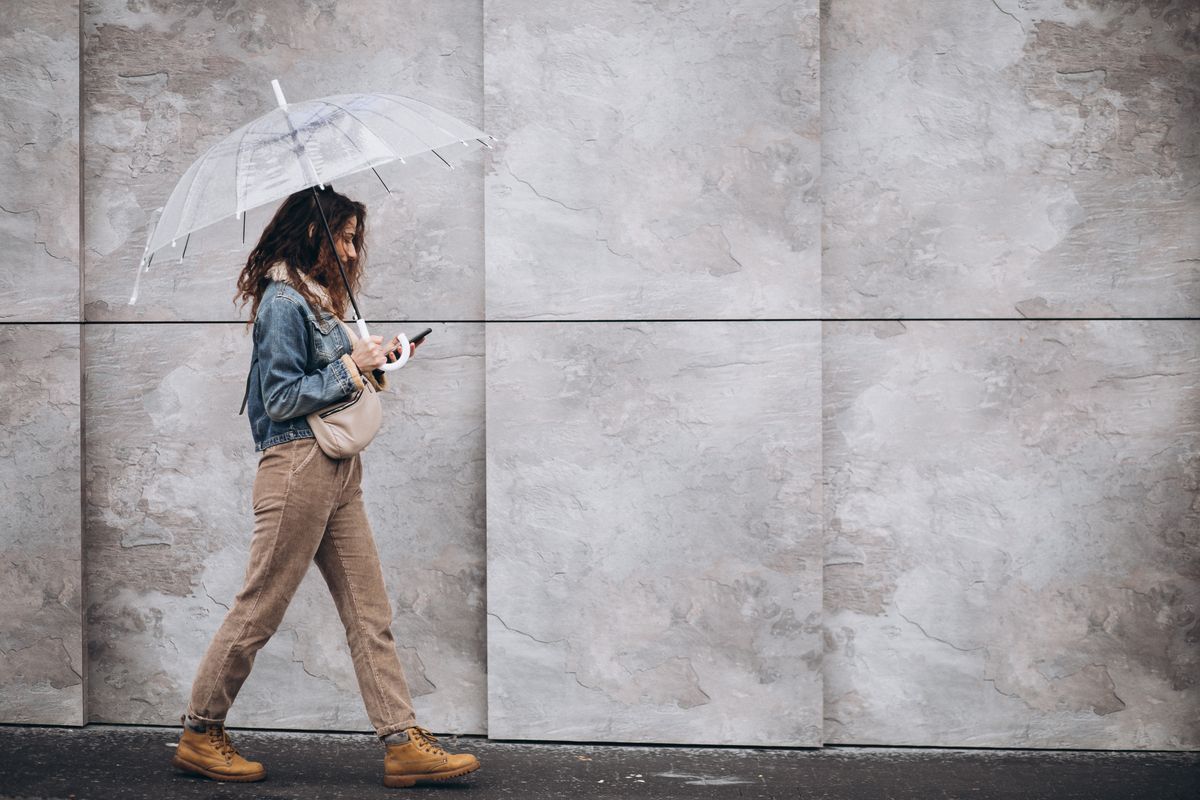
<box><xmin>333</xmin><ymin>217</ymin><xmax>359</xmax><ymax>265</ymax></box>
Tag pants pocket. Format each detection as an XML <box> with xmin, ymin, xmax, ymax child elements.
<box><xmin>288</xmin><ymin>439</ymin><xmax>322</xmax><ymax>477</ymax></box>
<box><xmin>253</xmin><ymin>443</ymin><xmax>297</xmax><ymax>512</ymax></box>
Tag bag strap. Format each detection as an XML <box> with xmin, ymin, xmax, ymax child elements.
<box><xmin>239</xmin><ymin>344</ymin><xmax>257</xmax><ymax>416</ymax></box>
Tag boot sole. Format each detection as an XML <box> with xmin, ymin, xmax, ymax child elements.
<box><xmin>383</xmin><ymin>760</ymin><xmax>480</xmax><ymax>788</ymax></box>
<box><xmin>172</xmin><ymin>754</ymin><xmax>267</xmax><ymax>782</ymax></box>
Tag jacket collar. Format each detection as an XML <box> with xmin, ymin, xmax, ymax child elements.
<box><xmin>267</xmin><ymin>261</ymin><xmax>333</xmax><ymax>310</ymax></box>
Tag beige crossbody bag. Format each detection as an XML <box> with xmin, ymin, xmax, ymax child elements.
<box><xmin>305</xmin><ymin>319</ymin><xmax>383</xmax><ymax>459</ymax></box>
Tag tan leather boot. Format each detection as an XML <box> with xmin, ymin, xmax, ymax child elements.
<box><xmin>172</xmin><ymin>720</ymin><xmax>267</xmax><ymax>782</ymax></box>
<box><xmin>383</xmin><ymin>725</ymin><xmax>480</xmax><ymax>788</ymax></box>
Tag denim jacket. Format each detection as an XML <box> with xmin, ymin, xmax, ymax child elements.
<box><xmin>240</xmin><ymin>275</ymin><xmax>388</xmax><ymax>452</ymax></box>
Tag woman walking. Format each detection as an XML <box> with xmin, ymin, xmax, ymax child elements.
<box><xmin>171</xmin><ymin>186</ymin><xmax>479</xmax><ymax>788</ymax></box>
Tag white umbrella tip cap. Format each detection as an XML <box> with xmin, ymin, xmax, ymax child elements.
<box><xmin>271</xmin><ymin>79</ymin><xmax>287</xmax><ymax>108</ymax></box>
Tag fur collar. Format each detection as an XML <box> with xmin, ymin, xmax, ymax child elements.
<box><xmin>267</xmin><ymin>261</ymin><xmax>332</xmax><ymax>309</ymax></box>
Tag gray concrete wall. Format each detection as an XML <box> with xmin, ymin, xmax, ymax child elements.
<box><xmin>821</xmin><ymin>0</ymin><xmax>1199</xmax><ymax>318</ymax></box>
<box><xmin>484</xmin><ymin>0</ymin><xmax>819</xmax><ymax>320</ymax></box>
<box><xmin>0</xmin><ymin>1</ymin><xmax>83</xmax><ymax>725</ymax></box>
<box><xmin>481</xmin><ymin>0</ymin><xmax>824</xmax><ymax>746</ymax></box>
<box><xmin>485</xmin><ymin>322</ymin><xmax>824</xmax><ymax>746</ymax></box>
<box><xmin>0</xmin><ymin>326</ymin><xmax>83</xmax><ymax>725</ymax></box>
<box><xmin>820</xmin><ymin>0</ymin><xmax>1200</xmax><ymax>750</ymax></box>
<box><xmin>0</xmin><ymin>0</ymin><xmax>1196</xmax><ymax>750</ymax></box>
<box><xmin>0</xmin><ymin>2</ymin><xmax>80</xmax><ymax>322</ymax></box>
<box><xmin>823</xmin><ymin>320</ymin><xmax>1200</xmax><ymax>748</ymax></box>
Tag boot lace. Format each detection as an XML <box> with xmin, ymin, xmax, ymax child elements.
<box><xmin>207</xmin><ymin>726</ymin><xmax>241</xmax><ymax>760</ymax></box>
<box><xmin>407</xmin><ymin>725</ymin><xmax>448</xmax><ymax>756</ymax></box>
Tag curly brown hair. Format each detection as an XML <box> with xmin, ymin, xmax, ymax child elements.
<box><xmin>234</xmin><ymin>185</ymin><xmax>367</xmax><ymax>329</ymax></box>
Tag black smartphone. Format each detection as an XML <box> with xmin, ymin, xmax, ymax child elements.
<box><xmin>387</xmin><ymin>327</ymin><xmax>432</xmax><ymax>361</ymax></box>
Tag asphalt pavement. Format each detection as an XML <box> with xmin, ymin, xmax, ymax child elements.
<box><xmin>0</xmin><ymin>724</ymin><xmax>1196</xmax><ymax>799</ymax></box>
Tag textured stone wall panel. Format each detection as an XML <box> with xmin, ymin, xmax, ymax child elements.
<box><xmin>823</xmin><ymin>320</ymin><xmax>1200</xmax><ymax>749</ymax></box>
<box><xmin>486</xmin><ymin>322</ymin><xmax>823</xmax><ymax>746</ymax></box>
<box><xmin>822</xmin><ymin>0</ymin><xmax>1200</xmax><ymax>317</ymax></box>
<box><xmin>84</xmin><ymin>322</ymin><xmax>486</xmax><ymax>733</ymax></box>
<box><xmin>484</xmin><ymin>0</ymin><xmax>819</xmax><ymax>319</ymax></box>
<box><xmin>82</xmin><ymin>0</ymin><xmax>483</xmax><ymax>321</ymax></box>
<box><xmin>0</xmin><ymin>2</ymin><xmax>80</xmax><ymax>321</ymax></box>
<box><xmin>0</xmin><ymin>325</ymin><xmax>83</xmax><ymax>724</ymax></box>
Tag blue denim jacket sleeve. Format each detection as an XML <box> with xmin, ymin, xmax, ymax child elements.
<box><xmin>256</xmin><ymin>294</ymin><xmax>361</xmax><ymax>422</ymax></box>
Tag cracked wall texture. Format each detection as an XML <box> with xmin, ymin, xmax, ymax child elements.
<box><xmin>0</xmin><ymin>1</ymin><xmax>79</xmax><ymax>320</ymax></box>
<box><xmin>83</xmin><ymin>322</ymin><xmax>486</xmax><ymax>733</ymax></box>
<box><xmin>822</xmin><ymin>0</ymin><xmax>1199</xmax><ymax>317</ymax></box>
<box><xmin>485</xmin><ymin>322</ymin><xmax>824</xmax><ymax>746</ymax></box>
<box><xmin>82</xmin><ymin>0</ymin><xmax>483</xmax><ymax>321</ymax></box>
<box><xmin>0</xmin><ymin>0</ymin><xmax>83</xmax><ymax>725</ymax></box>
<box><xmin>823</xmin><ymin>321</ymin><xmax>1200</xmax><ymax>749</ymax></box>
<box><xmin>483</xmin><ymin>0</ymin><xmax>819</xmax><ymax>319</ymax></box>
<box><xmin>0</xmin><ymin>325</ymin><xmax>84</xmax><ymax>724</ymax></box>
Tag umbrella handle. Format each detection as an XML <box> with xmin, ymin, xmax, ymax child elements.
<box><xmin>356</xmin><ymin>317</ymin><xmax>410</xmax><ymax>372</ymax></box>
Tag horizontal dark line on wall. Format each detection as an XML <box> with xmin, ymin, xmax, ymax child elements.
<box><xmin>2</xmin><ymin>317</ymin><xmax>1200</xmax><ymax>325</ymax></box>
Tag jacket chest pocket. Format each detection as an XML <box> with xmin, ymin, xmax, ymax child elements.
<box><xmin>307</xmin><ymin>311</ymin><xmax>346</xmax><ymax>365</ymax></box>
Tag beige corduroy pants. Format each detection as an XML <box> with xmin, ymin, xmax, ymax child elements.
<box><xmin>185</xmin><ymin>437</ymin><xmax>418</xmax><ymax>738</ymax></box>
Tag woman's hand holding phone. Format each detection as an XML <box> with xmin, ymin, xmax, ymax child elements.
<box><xmin>383</xmin><ymin>335</ymin><xmax>417</xmax><ymax>363</ymax></box>
<box><xmin>351</xmin><ymin>328</ymin><xmax>431</xmax><ymax>371</ymax></box>
<box><xmin>384</xmin><ymin>328</ymin><xmax>432</xmax><ymax>362</ymax></box>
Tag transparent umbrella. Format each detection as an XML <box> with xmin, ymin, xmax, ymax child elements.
<box><xmin>128</xmin><ymin>79</ymin><xmax>494</xmax><ymax>371</ymax></box>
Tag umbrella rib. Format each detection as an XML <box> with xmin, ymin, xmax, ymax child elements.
<box><xmin>183</xmin><ymin>128</ymin><xmax>301</xmax><ymax>242</ymax></box>
<box><xmin>160</xmin><ymin>125</ymin><xmax>305</xmax><ymax>256</ymax></box>
<box><xmin>314</xmin><ymin>100</ymin><xmax>386</xmax><ymax>164</ymax></box>
<box><xmin>350</xmin><ymin>95</ymin><xmax>460</xmax><ymax>168</ymax></box>
<box><xmin>169</xmin><ymin>117</ymin><xmax>263</xmax><ymax>245</ymax></box>
<box><xmin>307</xmin><ymin>103</ymin><xmax>404</xmax><ymax>191</ymax></box>
<box><xmin>232</xmin><ymin>115</ymin><xmax>259</xmax><ymax>218</ymax></box>
<box><xmin>315</xmin><ymin>99</ymin><xmax>416</xmax><ymax>176</ymax></box>
<box><xmin>372</xmin><ymin>168</ymin><xmax>391</xmax><ymax>193</ymax></box>
<box><xmin>368</xmin><ymin>95</ymin><xmax>467</xmax><ymax>169</ymax></box>
<box><xmin>175</xmin><ymin>139</ymin><xmax>227</xmax><ymax>248</ymax></box>
<box><xmin>236</xmin><ymin>107</ymin><xmax>331</xmax><ymax>194</ymax></box>
<box><xmin>373</xmin><ymin>94</ymin><xmax>466</xmax><ymax>142</ymax></box>
<box><xmin>144</xmin><ymin>146</ymin><xmax>207</xmax><ymax>256</ymax></box>
<box><xmin>279</xmin><ymin>102</ymin><xmax>325</xmax><ymax>188</ymax></box>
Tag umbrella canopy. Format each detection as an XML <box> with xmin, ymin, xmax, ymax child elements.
<box><xmin>128</xmin><ymin>80</ymin><xmax>493</xmax><ymax>306</ymax></box>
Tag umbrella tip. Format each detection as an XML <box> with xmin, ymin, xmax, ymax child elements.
<box><xmin>271</xmin><ymin>78</ymin><xmax>287</xmax><ymax>109</ymax></box>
